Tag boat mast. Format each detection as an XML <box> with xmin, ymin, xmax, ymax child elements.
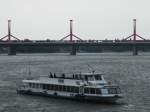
<box><xmin>26</xmin><ymin>61</ymin><xmax>32</xmax><ymax>79</ymax></box>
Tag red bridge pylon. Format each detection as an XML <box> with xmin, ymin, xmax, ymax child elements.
<box><xmin>0</xmin><ymin>20</ymin><xmax>20</xmax><ymax>41</ymax></box>
<box><xmin>60</xmin><ymin>20</ymin><xmax>83</xmax><ymax>42</ymax></box>
<box><xmin>123</xmin><ymin>19</ymin><xmax>146</xmax><ymax>41</ymax></box>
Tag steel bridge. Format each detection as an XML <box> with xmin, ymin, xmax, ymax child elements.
<box><xmin>0</xmin><ymin>19</ymin><xmax>149</xmax><ymax>55</ymax></box>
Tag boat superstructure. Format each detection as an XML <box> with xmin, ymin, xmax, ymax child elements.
<box><xmin>17</xmin><ymin>72</ymin><xmax>122</xmax><ymax>103</ymax></box>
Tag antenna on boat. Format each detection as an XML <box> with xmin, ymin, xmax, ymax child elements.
<box><xmin>26</xmin><ymin>61</ymin><xmax>33</xmax><ymax>80</ymax></box>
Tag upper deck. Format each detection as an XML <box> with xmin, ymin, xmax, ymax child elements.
<box><xmin>23</xmin><ymin>72</ymin><xmax>107</xmax><ymax>87</ymax></box>
<box><xmin>48</xmin><ymin>72</ymin><xmax>104</xmax><ymax>80</ymax></box>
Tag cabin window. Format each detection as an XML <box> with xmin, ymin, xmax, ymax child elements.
<box><xmin>108</xmin><ymin>87</ymin><xmax>121</xmax><ymax>94</ymax></box>
<box><xmin>74</xmin><ymin>87</ymin><xmax>79</xmax><ymax>93</ymax></box>
<box><xmin>70</xmin><ymin>87</ymin><xmax>74</xmax><ymax>92</ymax></box>
<box><xmin>79</xmin><ymin>75</ymin><xmax>82</xmax><ymax>79</ymax></box>
<box><xmin>95</xmin><ymin>75</ymin><xmax>102</xmax><ymax>80</ymax></box>
<box><xmin>54</xmin><ymin>85</ymin><xmax>59</xmax><ymax>91</ymax></box>
<box><xmin>88</xmin><ymin>76</ymin><xmax>94</xmax><ymax>81</ymax></box>
<box><xmin>85</xmin><ymin>76</ymin><xmax>88</xmax><ymax>80</ymax></box>
<box><xmin>65</xmin><ymin>86</ymin><xmax>69</xmax><ymax>92</ymax></box>
<box><xmin>90</xmin><ymin>88</ymin><xmax>95</xmax><ymax>94</ymax></box>
<box><xmin>57</xmin><ymin>85</ymin><xmax>60</xmax><ymax>91</ymax></box>
<box><xmin>63</xmin><ymin>86</ymin><xmax>79</xmax><ymax>93</ymax></box>
<box><xmin>42</xmin><ymin>84</ymin><xmax>46</xmax><ymax>89</ymax></box>
<box><xmin>39</xmin><ymin>84</ymin><xmax>42</xmax><ymax>88</ymax></box>
<box><xmin>75</xmin><ymin>75</ymin><xmax>78</xmax><ymax>79</ymax></box>
<box><xmin>60</xmin><ymin>85</ymin><xmax>63</xmax><ymax>91</ymax></box>
<box><xmin>49</xmin><ymin>84</ymin><xmax>54</xmax><ymax>90</ymax></box>
<box><xmin>29</xmin><ymin>83</ymin><xmax>41</xmax><ymax>88</ymax></box>
<box><xmin>69</xmin><ymin>86</ymin><xmax>72</xmax><ymax>92</ymax></box>
<box><xmin>63</xmin><ymin>86</ymin><xmax>67</xmax><ymax>91</ymax></box>
<box><xmin>108</xmin><ymin>88</ymin><xmax>117</xmax><ymax>94</ymax></box>
<box><xmin>34</xmin><ymin>83</ymin><xmax>36</xmax><ymax>88</ymax></box>
<box><xmin>58</xmin><ymin>79</ymin><xmax>64</xmax><ymax>83</ymax></box>
<box><xmin>30</xmin><ymin>83</ymin><xmax>33</xmax><ymax>88</ymax></box>
<box><xmin>84</xmin><ymin>87</ymin><xmax>96</xmax><ymax>94</ymax></box>
<box><xmin>96</xmin><ymin>88</ymin><xmax>101</xmax><ymax>94</ymax></box>
<box><xmin>59</xmin><ymin>85</ymin><xmax>63</xmax><ymax>91</ymax></box>
<box><xmin>32</xmin><ymin>83</ymin><xmax>35</xmax><ymax>88</ymax></box>
<box><xmin>46</xmin><ymin>84</ymin><xmax>49</xmax><ymax>90</ymax></box>
<box><xmin>47</xmin><ymin>84</ymin><xmax>50</xmax><ymax>90</ymax></box>
<box><xmin>42</xmin><ymin>84</ymin><xmax>48</xmax><ymax>90</ymax></box>
<box><xmin>35</xmin><ymin>83</ymin><xmax>39</xmax><ymax>88</ymax></box>
<box><xmin>84</xmin><ymin>87</ymin><xmax>90</xmax><ymax>94</ymax></box>
<box><xmin>29</xmin><ymin>83</ymin><xmax>32</xmax><ymax>87</ymax></box>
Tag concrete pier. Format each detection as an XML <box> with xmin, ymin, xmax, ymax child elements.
<box><xmin>8</xmin><ymin>45</ymin><xmax>16</xmax><ymax>55</ymax></box>
<box><xmin>132</xmin><ymin>45</ymin><xmax>138</xmax><ymax>56</ymax></box>
<box><xmin>70</xmin><ymin>45</ymin><xmax>77</xmax><ymax>55</ymax></box>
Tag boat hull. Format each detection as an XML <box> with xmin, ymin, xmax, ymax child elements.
<box><xmin>17</xmin><ymin>89</ymin><xmax>122</xmax><ymax>103</ymax></box>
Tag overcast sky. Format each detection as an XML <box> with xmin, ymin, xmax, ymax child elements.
<box><xmin>0</xmin><ymin>0</ymin><xmax>150</xmax><ymax>40</ymax></box>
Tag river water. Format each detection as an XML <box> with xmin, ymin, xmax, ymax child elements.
<box><xmin>0</xmin><ymin>53</ymin><xmax>150</xmax><ymax>112</ymax></box>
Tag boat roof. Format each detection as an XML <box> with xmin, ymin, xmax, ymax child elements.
<box><xmin>22</xmin><ymin>76</ymin><xmax>106</xmax><ymax>87</ymax></box>
<box><xmin>79</xmin><ymin>72</ymin><xmax>104</xmax><ymax>76</ymax></box>
<box><xmin>23</xmin><ymin>78</ymin><xmax>82</xmax><ymax>87</ymax></box>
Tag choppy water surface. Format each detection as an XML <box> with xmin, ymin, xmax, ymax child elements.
<box><xmin>0</xmin><ymin>53</ymin><xmax>150</xmax><ymax>112</ymax></box>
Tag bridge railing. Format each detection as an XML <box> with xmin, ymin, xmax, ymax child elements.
<box><xmin>0</xmin><ymin>39</ymin><xmax>150</xmax><ymax>43</ymax></box>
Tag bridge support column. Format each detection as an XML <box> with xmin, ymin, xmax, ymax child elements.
<box><xmin>132</xmin><ymin>45</ymin><xmax>138</xmax><ymax>56</ymax></box>
<box><xmin>8</xmin><ymin>45</ymin><xmax>16</xmax><ymax>55</ymax></box>
<box><xmin>70</xmin><ymin>45</ymin><xmax>77</xmax><ymax>55</ymax></box>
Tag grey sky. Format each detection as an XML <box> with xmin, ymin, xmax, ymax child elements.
<box><xmin>0</xmin><ymin>0</ymin><xmax>150</xmax><ymax>40</ymax></box>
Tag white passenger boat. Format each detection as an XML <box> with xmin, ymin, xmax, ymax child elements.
<box><xmin>17</xmin><ymin>72</ymin><xmax>122</xmax><ymax>103</ymax></box>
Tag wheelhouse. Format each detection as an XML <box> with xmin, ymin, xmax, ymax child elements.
<box><xmin>77</xmin><ymin>73</ymin><xmax>104</xmax><ymax>81</ymax></box>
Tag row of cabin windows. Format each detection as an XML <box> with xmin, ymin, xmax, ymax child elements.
<box><xmin>28</xmin><ymin>83</ymin><xmax>101</xmax><ymax>94</ymax></box>
<box><xmin>84</xmin><ymin>87</ymin><xmax>101</xmax><ymax>94</ymax></box>
<box><xmin>108</xmin><ymin>88</ymin><xmax>121</xmax><ymax>94</ymax></box>
<box><xmin>29</xmin><ymin>83</ymin><xmax>79</xmax><ymax>93</ymax></box>
<box><xmin>74</xmin><ymin>75</ymin><xmax>102</xmax><ymax>81</ymax></box>
<box><xmin>49</xmin><ymin>73</ymin><xmax>102</xmax><ymax>81</ymax></box>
